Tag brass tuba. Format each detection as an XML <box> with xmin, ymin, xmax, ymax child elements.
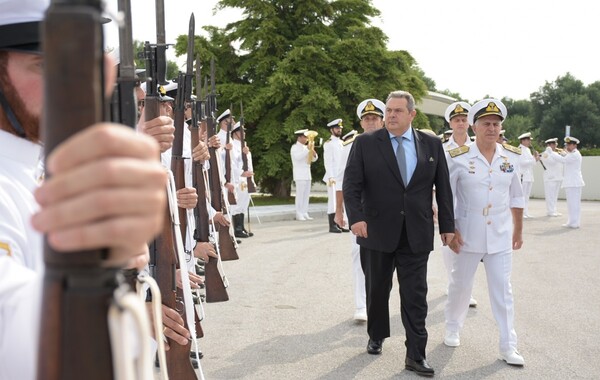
<box><xmin>305</xmin><ymin>130</ymin><xmax>319</xmax><ymax>164</ymax></box>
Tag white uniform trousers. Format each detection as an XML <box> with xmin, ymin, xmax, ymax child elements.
<box><xmin>445</xmin><ymin>250</ymin><xmax>517</xmax><ymax>353</ymax></box>
<box><xmin>565</xmin><ymin>187</ymin><xmax>582</xmax><ymax>227</ymax></box>
<box><xmin>544</xmin><ymin>180</ymin><xmax>562</xmax><ymax>215</ymax></box>
<box><xmin>522</xmin><ymin>180</ymin><xmax>533</xmax><ymax>216</ymax></box>
<box><xmin>326</xmin><ymin>183</ymin><xmax>336</xmax><ymax>214</ymax></box>
<box><xmin>294</xmin><ymin>180</ymin><xmax>311</xmax><ymax>218</ymax></box>
<box><xmin>350</xmin><ymin>234</ymin><xmax>366</xmax><ymax>311</ymax></box>
<box><xmin>231</xmin><ymin>185</ymin><xmax>250</xmax><ymax>215</ymax></box>
<box><xmin>441</xmin><ymin>245</ymin><xmax>454</xmax><ymax>281</ymax></box>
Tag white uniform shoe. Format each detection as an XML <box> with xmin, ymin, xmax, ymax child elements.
<box><xmin>444</xmin><ymin>331</ymin><xmax>460</xmax><ymax>347</ymax></box>
<box><xmin>469</xmin><ymin>296</ymin><xmax>478</xmax><ymax>307</ymax></box>
<box><xmin>353</xmin><ymin>308</ymin><xmax>367</xmax><ymax>322</ymax></box>
<box><xmin>500</xmin><ymin>350</ymin><xmax>525</xmax><ymax>366</ymax></box>
<box><xmin>303</xmin><ymin>213</ymin><xmax>313</xmax><ymax>220</ymax></box>
<box><xmin>296</xmin><ymin>214</ymin><xmax>307</xmax><ymax>221</ymax></box>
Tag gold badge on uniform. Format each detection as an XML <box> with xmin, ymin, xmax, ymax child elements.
<box><xmin>499</xmin><ymin>159</ymin><xmax>514</xmax><ymax>173</ymax></box>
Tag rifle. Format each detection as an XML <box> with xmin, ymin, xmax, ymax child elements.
<box><xmin>192</xmin><ymin>56</ymin><xmax>229</xmax><ymax>303</ymax></box>
<box><xmin>170</xmin><ymin>13</ymin><xmax>195</xmax><ymax>243</ymax></box>
<box><xmin>224</xmin><ymin>107</ymin><xmax>237</xmax><ymax>205</ymax></box>
<box><xmin>109</xmin><ymin>0</ymin><xmax>137</xmax><ymax>129</ymax></box>
<box><xmin>239</xmin><ymin>101</ymin><xmax>257</xmax><ymax>193</ymax></box>
<box><xmin>206</xmin><ymin>58</ymin><xmax>239</xmax><ymax>261</ymax></box>
<box><xmin>38</xmin><ymin>1</ymin><xmax>118</xmax><ymax>378</ymax></box>
<box><xmin>144</xmin><ymin>4</ymin><xmax>199</xmax><ymax>379</ymax></box>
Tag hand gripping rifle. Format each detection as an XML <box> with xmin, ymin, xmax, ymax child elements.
<box><xmin>192</xmin><ymin>56</ymin><xmax>229</xmax><ymax>303</ymax></box>
<box><xmin>239</xmin><ymin>101</ymin><xmax>257</xmax><ymax>193</ymax></box>
<box><xmin>38</xmin><ymin>1</ymin><xmax>146</xmax><ymax>379</ymax></box>
<box><xmin>144</xmin><ymin>3</ymin><xmax>200</xmax><ymax>379</ymax></box>
<box><xmin>224</xmin><ymin>107</ymin><xmax>237</xmax><ymax>205</ymax></box>
<box><xmin>206</xmin><ymin>58</ymin><xmax>239</xmax><ymax>261</ymax></box>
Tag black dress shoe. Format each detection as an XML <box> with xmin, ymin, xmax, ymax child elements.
<box><xmin>366</xmin><ymin>338</ymin><xmax>384</xmax><ymax>355</ymax></box>
<box><xmin>243</xmin><ymin>229</ymin><xmax>254</xmax><ymax>237</ymax></box>
<box><xmin>405</xmin><ymin>357</ymin><xmax>434</xmax><ymax>377</ymax></box>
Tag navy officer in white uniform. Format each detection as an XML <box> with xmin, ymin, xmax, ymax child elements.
<box><xmin>444</xmin><ymin>99</ymin><xmax>526</xmax><ymax>366</ymax></box>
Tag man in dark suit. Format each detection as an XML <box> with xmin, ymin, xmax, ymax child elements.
<box><xmin>343</xmin><ymin>90</ymin><xmax>455</xmax><ymax>377</ymax></box>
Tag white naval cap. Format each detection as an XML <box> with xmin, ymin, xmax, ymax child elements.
<box><xmin>545</xmin><ymin>137</ymin><xmax>558</xmax><ymax>144</ymax></box>
<box><xmin>217</xmin><ymin>109</ymin><xmax>231</xmax><ymax>123</ymax></box>
<box><xmin>564</xmin><ymin>136</ymin><xmax>580</xmax><ymax>144</ymax></box>
<box><xmin>356</xmin><ymin>99</ymin><xmax>385</xmax><ymax>119</ymax></box>
<box><xmin>326</xmin><ymin>118</ymin><xmax>343</xmax><ymax>128</ymax></box>
<box><xmin>0</xmin><ymin>0</ymin><xmax>49</xmax><ymax>52</ymax></box>
<box><xmin>444</xmin><ymin>101</ymin><xmax>470</xmax><ymax>123</ymax></box>
<box><xmin>231</xmin><ymin>121</ymin><xmax>242</xmax><ymax>133</ymax></box>
<box><xmin>518</xmin><ymin>132</ymin><xmax>532</xmax><ymax>140</ymax></box>
<box><xmin>294</xmin><ymin>129</ymin><xmax>309</xmax><ymax>136</ymax></box>
<box><xmin>443</xmin><ymin>129</ymin><xmax>453</xmax><ymax>135</ymax></box>
<box><xmin>499</xmin><ymin>129</ymin><xmax>506</xmax><ymax>135</ymax></box>
<box><xmin>468</xmin><ymin>98</ymin><xmax>507</xmax><ymax>126</ymax></box>
<box><xmin>342</xmin><ymin>129</ymin><xmax>358</xmax><ymax>141</ymax></box>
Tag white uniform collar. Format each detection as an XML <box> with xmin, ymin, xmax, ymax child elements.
<box><xmin>0</xmin><ymin>129</ymin><xmax>43</xmax><ymax>174</ymax></box>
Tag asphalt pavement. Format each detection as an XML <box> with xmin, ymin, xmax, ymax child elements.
<box><xmin>194</xmin><ymin>198</ymin><xmax>600</xmax><ymax>379</ymax></box>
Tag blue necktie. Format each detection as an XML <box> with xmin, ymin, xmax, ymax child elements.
<box><xmin>395</xmin><ymin>136</ymin><xmax>407</xmax><ymax>186</ymax></box>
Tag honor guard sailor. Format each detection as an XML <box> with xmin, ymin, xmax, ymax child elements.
<box><xmin>561</xmin><ymin>136</ymin><xmax>585</xmax><ymax>228</ymax></box>
<box><xmin>542</xmin><ymin>137</ymin><xmax>565</xmax><ymax>216</ymax></box>
<box><xmin>323</xmin><ymin>118</ymin><xmax>345</xmax><ymax>233</ymax></box>
<box><xmin>517</xmin><ymin>132</ymin><xmax>539</xmax><ymax>218</ymax></box>
<box><xmin>441</xmin><ymin>101</ymin><xmax>478</xmax><ymax>308</ymax></box>
<box><xmin>291</xmin><ymin>129</ymin><xmax>317</xmax><ymax>220</ymax></box>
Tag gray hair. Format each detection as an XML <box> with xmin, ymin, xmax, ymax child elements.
<box><xmin>386</xmin><ymin>90</ymin><xmax>416</xmax><ymax>112</ymax></box>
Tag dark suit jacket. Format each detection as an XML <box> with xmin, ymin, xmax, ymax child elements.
<box><xmin>343</xmin><ymin>127</ymin><xmax>454</xmax><ymax>253</ymax></box>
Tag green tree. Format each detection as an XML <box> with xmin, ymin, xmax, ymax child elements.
<box><xmin>175</xmin><ymin>0</ymin><xmax>428</xmax><ymax>196</ymax></box>
<box><xmin>530</xmin><ymin>73</ymin><xmax>600</xmax><ymax>147</ymax></box>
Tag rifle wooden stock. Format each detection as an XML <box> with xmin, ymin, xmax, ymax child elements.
<box><xmin>153</xmin><ymin>209</ymin><xmax>197</xmax><ymax>380</ymax></box>
<box><xmin>145</xmin><ymin>46</ymin><xmax>196</xmax><ymax>379</ymax></box>
<box><xmin>203</xmin><ymin>257</ymin><xmax>229</xmax><ymax>302</ymax></box>
<box><xmin>240</xmin><ymin>120</ymin><xmax>257</xmax><ymax>193</ymax></box>
<box><xmin>38</xmin><ymin>2</ymin><xmax>117</xmax><ymax>379</ymax></box>
<box><xmin>191</xmin><ymin>103</ymin><xmax>228</xmax><ymax>302</ymax></box>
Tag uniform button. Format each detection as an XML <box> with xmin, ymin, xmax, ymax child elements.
<box><xmin>488</xmin><ymin>203</ymin><xmax>492</xmax><ymax>208</ymax></box>
<box><xmin>489</xmin><ymin>187</ymin><xmax>493</xmax><ymax>191</ymax></box>
<box><xmin>487</xmin><ymin>221</ymin><xmax>492</xmax><ymax>225</ymax></box>
<box><xmin>400</xmin><ymin>211</ymin><xmax>405</xmax><ymax>215</ymax></box>
<box><xmin>489</xmin><ymin>169</ymin><xmax>493</xmax><ymax>173</ymax></box>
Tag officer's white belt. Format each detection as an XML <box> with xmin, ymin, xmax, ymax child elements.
<box><xmin>456</xmin><ymin>205</ymin><xmax>508</xmax><ymax>216</ymax></box>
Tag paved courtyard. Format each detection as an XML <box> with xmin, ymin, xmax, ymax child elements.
<box><xmin>195</xmin><ymin>198</ymin><xmax>600</xmax><ymax>379</ymax></box>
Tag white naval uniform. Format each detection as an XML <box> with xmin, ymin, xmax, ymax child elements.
<box><xmin>335</xmin><ymin>136</ymin><xmax>365</xmax><ymax>313</ymax></box>
<box><xmin>0</xmin><ymin>130</ymin><xmax>43</xmax><ymax>380</ymax></box>
<box><xmin>541</xmin><ymin>147</ymin><xmax>565</xmax><ymax>215</ymax></box>
<box><xmin>561</xmin><ymin>149</ymin><xmax>585</xmax><ymax>227</ymax></box>
<box><xmin>518</xmin><ymin>144</ymin><xmax>536</xmax><ymax>216</ymax></box>
<box><xmin>233</xmin><ymin>143</ymin><xmax>254</xmax><ymax>215</ymax></box>
<box><xmin>229</xmin><ymin>139</ymin><xmax>247</xmax><ymax>215</ymax></box>
<box><xmin>322</xmin><ymin>135</ymin><xmax>342</xmax><ymax>213</ymax></box>
<box><xmin>291</xmin><ymin>141</ymin><xmax>317</xmax><ymax>219</ymax></box>
<box><xmin>441</xmin><ymin>135</ymin><xmax>471</xmax><ymax>282</ymax></box>
<box><xmin>445</xmin><ymin>143</ymin><xmax>525</xmax><ymax>354</ymax></box>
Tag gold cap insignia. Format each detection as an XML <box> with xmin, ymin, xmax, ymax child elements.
<box><xmin>454</xmin><ymin>105</ymin><xmax>464</xmax><ymax>114</ymax></box>
<box><xmin>364</xmin><ymin>101</ymin><xmax>375</xmax><ymax>112</ymax></box>
<box><xmin>485</xmin><ymin>102</ymin><xmax>500</xmax><ymax>113</ymax></box>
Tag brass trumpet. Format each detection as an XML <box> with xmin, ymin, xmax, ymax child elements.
<box><xmin>305</xmin><ymin>130</ymin><xmax>319</xmax><ymax>164</ymax></box>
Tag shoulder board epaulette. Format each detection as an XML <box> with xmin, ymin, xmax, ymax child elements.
<box><xmin>448</xmin><ymin>145</ymin><xmax>469</xmax><ymax>158</ymax></box>
<box><xmin>502</xmin><ymin>143</ymin><xmax>522</xmax><ymax>155</ymax></box>
<box><xmin>342</xmin><ymin>133</ymin><xmax>359</xmax><ymax>146</ymax></box>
